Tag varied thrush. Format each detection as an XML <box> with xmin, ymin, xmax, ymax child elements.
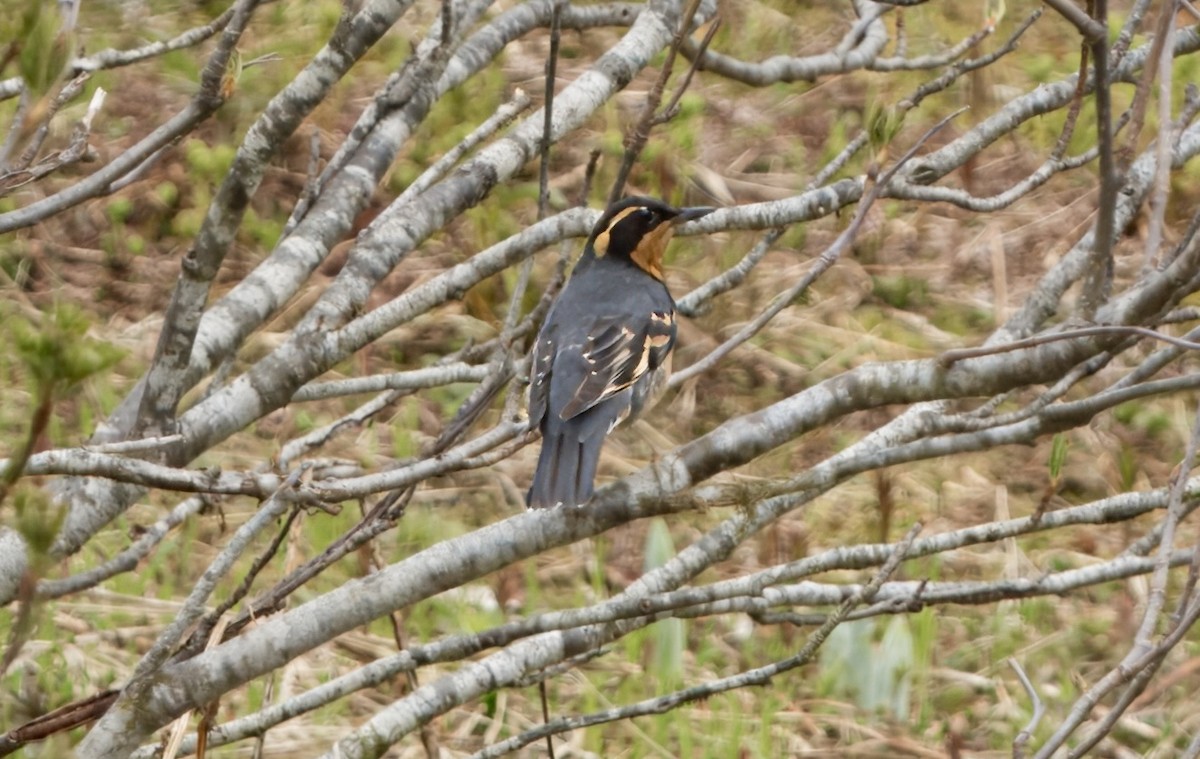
<box><xmin>527</xmin><ymin>196</ymin><xmax>714</xmax><ymax>509</ymax></box>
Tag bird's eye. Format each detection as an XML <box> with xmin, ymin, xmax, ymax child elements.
<box><xmin>638</xmin><ymin>208</ymin><xmax>655</xmax><ymax>222</ymax></box>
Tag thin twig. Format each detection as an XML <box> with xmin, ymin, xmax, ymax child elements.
<box><xmin>392</xmin><ymin>90</ymin><xmax>532</xmax><ymax>207</ymax></box>
<box><xmin>36</xmin><ymin>496</ymin><xmax>209</xmax><ymax>599</ymax></box>
<box><xmin>71</xmin><ymin>6</ymin><xmax>236</xmax><ymax>73</ymax></box>
<box><xmin>124</xmin><ymin>467</ymin><xmax>304</xmax><ymax>684</ymax></box>
<box><xmin>1067</xmin><ymin>655</ymin><xmax>1164</xmax><ymax>758</ymax></box>
<box><xmin>107</xmin><ymin>142</ymin><xmax>172</xmax><ymax>193</ymax></box>
<box><xmin>1077</xmin><ymin>0</ymin><xmax>1118</xmax><ymax>318</ymax></box>
<box><xmin>1044</xmin><ymin>0</ymin><xmax>1108</xmax><ymax>40</ymax></box>
<box><xmin>939</xmin><ymin>324</ymin><xmax>1200</xmax><ymax>367</ymax></box>
<box><xmin>930</xmin><ymin>349</ymin><xmax>1120</xmax><ymax>436</ymax></box>
<box><xmin>1132</xmin><ymin>400</ymin><xmax>1200</xmax><ymax>648</ymax></box>
<box><xmin>578</xmin><ymin>148</ymin><xmax>601</xmax><ymax>205</ymax></box>
<box><xmin>608</xmin><ymin>0</ymin><xmax>706</xmax><ymax>203</ymax></box>
<box><xmin>0</xmin><ymin>82</ymin><xmax>104</xmax><ymax>194</ymax></box>
<box><xmin>191</xmin><ymin>505</ymin><xmax>305</xmax><ymax>653</ymax></box>
<box><xmin>290</xmin><ymin>362</ymin><xmax>492</xmax><ymax>402</ymax></box>
<box><xmin>1051</xmin><ymin>28</ymin><xmax>1090</xmax><ymax>162</ymax></box>
<box><xmin>1032</xmin><ymin>586</ymin><xmax>1200</xmax><ymax>758</ymax></box>
<box><xmin>533</xmin><ymin>12</ymin><xmax>565</xmax><ymax>756</ymax></box>
<box><xmin>650</xmin><ymin>16</ymin><xmax>720</xmax><ymax>126</ymax></box>
<box><xmin>82</xmin><ymin>434</ymin><xmax>186</xmax><ymax>454</ymax></box>
<box><xmin>0</xmin><ymin>689</ymin><xmax>120</xmax><ymax>754</ymax></box>
<box><xmin>1143</xmin><ymin>1</ymin><xmax>1179</xmax><ymax>271</ymax></box>
<box><xmin>1112</xmin><ymin>0</ymin><xmax>1155</xmax><ymax>64</ymax></box>
<box><xmin>671</xmin><ymin>107</ymin><xmax>967</xmax><ymax>387</ymax></box>
<box><xmin>537</xmin><ymin>4</ymin><xmax>563</xmax><ymax>221</ymax></box>
<box><xmin>1119</xmin><ymin>0</ymin><xmax>1170</xmax><ymax>173</ymax></box>
<box><xmin>7</xmin><ymin>73</ymin><xmax>90</xmax><ymax>175</ymax></box>
<box><xmin>1009</xmin><ymin>657</ymin><xmax>1044</xmax><ymax>759</ymax></box>
<box><xmin>675</xmin><ymin>227</ymin><xmax>783</xmax><ymax>317</ymax></box>
<box><xmin>0</xmin><ymin>87</ymin><xmax>30</xmax><ymax>172</ymax></box>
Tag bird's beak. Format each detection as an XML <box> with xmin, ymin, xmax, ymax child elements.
<box><xmin>672</xmin><ymin>206</ymin><xmax>717</xmax><ymax>225</ymax></box>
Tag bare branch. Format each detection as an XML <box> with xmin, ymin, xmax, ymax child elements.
<box><xmin>3</xmin><ymin>73</ymin><xmax>91</xmax><ymax>179</ymax></box>
<box><xmin>1045</xmin><ymin>0</ymin><xmax>1108</xmax><ymax>41</ymax></box>
<box><xmin>675</xmin><ymin>227</ymin><xmax>783</xmax><ymax>317</ymax></box>
<box><xmin>126</xmin><ymin>469</ymin><xmax>302</xmax><ymax>686</ymax></box>
<box><xmin>132</xmin><ymin>0</ymin><xmax>434</xmax><ymax>440</ymax></box>
<box><xmin>394</xmin><ymin>89</ymin><xmax>532</xmax><ymax>207</ymax></box>
<box><xmin>10</xmin><ymin>449</ymin><xmax>285</xmax><ymax>497</ymax></box>
<box><xmin>290</xmin><ymin>362</ymin><xmax>492</xmax><ymax>403</ymax></box>
<box><xmin>0</xmin><ymin>101</ymin><xmax>204</xmax><ymax>232</ymax></box>
<box><xmin>124</xmin><ymin>479</ymin><xmax>1200</xmax><ymax>758</ymax></box>
<box><xmin>1143</xmin><ymin>2</ymin><xmax>1180</xmax><ymax>271</ymax></box>
<box><xmin>0</xmin><ymin>0</ymin><xmax>259</xmax><ymax>234</ymax></box>
<box><xmin>940</xmin><ymin>324</ymin><xmax>1200</xmax><ymax>367</ymax></box>
<box><xmin>671</xmin><ymin>107</ymin><xmax>966</xmax><ymax>387</ymax></box>
<box><xmin>71</xmin><ymin>6</ymin><xmax>236</xmax><ymax>73</ymax></box>
<box><xmin>1133</xmin><ymin>399</ymin><xmax>1200</xmax><ymax>648</ymax></box>
<box><xmin>1010</xmin><ymin>658</ymin><xmax>1045</xmax><ymax>759</ymax></box>
<box><xmin>469</xmin><ymin>524</ymin><xmax>925</xmax><ymax>759</ymax></box>
<box><xmin>1077</xmin><ymin>0</ymin><xmax>1118</xmax><ymax>319</ymax></box>
<box><xmin>35</xmin><ymin>496</ymin><xmax>208</xmax><ymax>599</ymax></box>
<box><xmin>607</xmin><ymin>0</ymin><xmax>708</xmax><ymax>202</ymax></box>
<box><xmin>1033</xmin><ymin>587</ymin><xmax>1200</xmax><ymax>758</ymax></box>
<box><xmin>13</xmin><ymin>1</ymin><xmax>1200</xmax><ymax>755</ymax></box>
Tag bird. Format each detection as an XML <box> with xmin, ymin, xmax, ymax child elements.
<box><xmin>526</xmin><ymin>196</ymin><xmax>714</xmax><ymax>509</ymax></box>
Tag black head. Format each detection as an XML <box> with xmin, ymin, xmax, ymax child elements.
<box><xmin>585</xmin><ymin>196</ymin><xmax>714</xmax><ymax>280</ymax></box>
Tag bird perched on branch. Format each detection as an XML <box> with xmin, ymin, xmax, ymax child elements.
<box><xmin>526</xmin><ymin>196</ymin><xmax>714</xmax><ymax>509</ymax></box>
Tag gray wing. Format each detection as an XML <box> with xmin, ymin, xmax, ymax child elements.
<box><xmin>558</xmin><ymin>308</ymin><xmax>675</xmax><ymax>421</ymax></box>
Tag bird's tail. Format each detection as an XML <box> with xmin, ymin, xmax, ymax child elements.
<box><xmin>526</xmin><ymin>427</ymin><xmax>604</xmax><ymax>509</ymax></box>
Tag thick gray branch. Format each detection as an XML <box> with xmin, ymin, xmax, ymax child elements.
<box><xmin>133</xmin><ymin>0</ymin><xmax>425</xmax><ymax>440</ymax></box>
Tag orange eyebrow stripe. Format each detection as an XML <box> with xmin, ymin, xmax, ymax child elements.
<box><xmin>592</xmin><ymin>207</ymin><xmax>640</xmax><ymax>257</ymax></box>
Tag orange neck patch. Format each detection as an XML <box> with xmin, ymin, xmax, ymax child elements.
<box><xmin>631</xmin><ymin>223</ymin><xmax>674</xmax><ymax>281</ymax></box>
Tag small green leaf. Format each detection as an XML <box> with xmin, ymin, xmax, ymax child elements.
<box><xmin>9</xmin><ymin>303</ymin><xmax>125</xmax><ymax>391</ymax></box>
<box><xmin>865</xmin><ymin>102</ymin><xmax>904</xmax><ymax>157</ymax></box>
<box><xmin>14</xmin><ymin>487</ymin><xmax>63</xmax><ymax>555</ymax></box>
<box><xmin>17</xmin><ymin>0</ymin><xmax>74</xmax><ymax>98</ymax></box>
<box><xmin>1048</xmin><ymin>434</ymin><xmax>1069</xmax><ymax>480</ymax></box>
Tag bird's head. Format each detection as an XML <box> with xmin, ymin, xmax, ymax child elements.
<box><xmin>586</xmin><ymin>196</ymin><xmax>715</xmax><ymax>280</ymax></box>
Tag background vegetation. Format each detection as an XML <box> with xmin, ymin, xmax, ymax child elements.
<box><xmin>3</xmin><ymin>0</ymin><xmax>1200</xmax><ymax>757</ymax></box>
